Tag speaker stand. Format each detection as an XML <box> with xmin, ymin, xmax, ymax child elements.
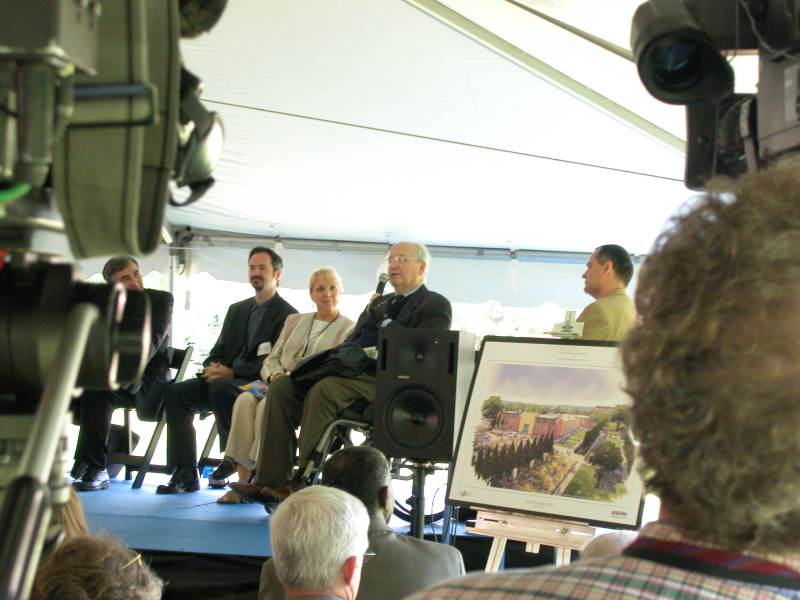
<box><xmin>408</xmin><ymin>461</ymin><xmax>435</xmax><ymax>539</ymax></box>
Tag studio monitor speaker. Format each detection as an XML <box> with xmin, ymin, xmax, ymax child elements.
<box><xmin>374</xmin><ymin>329</ymin><xmax>476</xmax><ymax>462</ymax></box>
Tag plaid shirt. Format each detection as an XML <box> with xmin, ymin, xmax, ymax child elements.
<box><xmin>407</xmin><ymin>521</ymin><xmax>800</xmax><ymax>600</ymax></box>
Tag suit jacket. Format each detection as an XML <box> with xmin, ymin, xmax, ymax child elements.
<box><xmin>206</xmin><ymin>292</ymin><xmax>297</xmax><ymax>380</ymax></box>
<box><xmin>133</xmin><ymin>289</ymin><xmax>174</xmax><ymax>420</ymax></box>
<box><xmin>577</xmin><ymin>288</ymin><xmax>636</xmax><ymax>341</ymax></box>
<box><xmin>259</xmin><ymin>514</ymin><xmax>465</xmax><ymax>600</ymax></box>
<box><xmin>347</xmin><ymin>284</ymin><xmax>452</xmax><ymax>344</ymax></box>
<box><xmin>260</xmin><ymin>311</ymin><xmax>355</xmax><ymax>381</ymax></box>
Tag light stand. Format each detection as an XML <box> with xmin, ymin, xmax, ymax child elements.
<box><xmin>408</xmin><ymin>461</ymin><xmax>435</xmax><ymax>539</ymax></box>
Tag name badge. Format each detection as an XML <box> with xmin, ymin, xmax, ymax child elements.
<box><xmin>257</xmin><ymin>342</ymin><xmax>272</xmax><ymax>357</ymax></box>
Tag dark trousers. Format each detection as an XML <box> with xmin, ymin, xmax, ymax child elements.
<box><xmin>73</xmin><ymin>380</ymin><xmax>166</xmax><ymax>468</ymax></box>
<box><xmin>164</xmin><ymin>376</ymin><xmax>248</xmax><ymax>467</ymax></box>
<box><xmin>74</xmin><ymin>389</ymin><xmax>132</xmax><ymax>468</ymax></box>
<box><xmin>252</xmin><ymin>373</ymin><xmax>375</xmax><ymax>487</ymax></box>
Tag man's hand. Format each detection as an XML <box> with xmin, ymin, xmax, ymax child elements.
<box><xmin>368</xmin><ymin>296</ymin><xmax>390</xmax><ymax>323</ymax></box>
<box><xmin>204</xmin><ymin>362</ymin><xmax>234</xmax><ymax>381</ymax></box>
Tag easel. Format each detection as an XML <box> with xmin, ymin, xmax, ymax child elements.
<box><xmin>467</xmin><ymin>510</ymin><xmax>595</xmax><ymax>572</ymax></box>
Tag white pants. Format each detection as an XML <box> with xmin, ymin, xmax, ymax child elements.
<box><xmin>224</xmin><ymin>391</ymin><xmax>268</xmax><ymax>471</ymax></box>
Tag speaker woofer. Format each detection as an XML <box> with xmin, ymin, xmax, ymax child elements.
<box><xmin>383</xmin><ymin>386</ymin><xmax>444</xmax><ymax>450</ymax></box>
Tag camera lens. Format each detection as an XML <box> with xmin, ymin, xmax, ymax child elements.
<box><xmin>649</xmin><ymin>40</ymin><xmax>703</xmax><ymax>92</ymax></box>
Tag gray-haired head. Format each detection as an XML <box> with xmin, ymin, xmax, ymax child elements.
<box><xmin>391</xmin><ymin>241</ymin><xmax>430</xmax><ymax>265</ymax></box>
<box><xmin>270</xmin><ymin>486</ymin><xmax>370</xmax><ymax>594</ymax></box>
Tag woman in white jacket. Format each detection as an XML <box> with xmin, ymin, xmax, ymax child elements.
<box><xmin>216</xmin><ymin>266</ymin><xmax>354</xmax><ymax>503</ymax></box>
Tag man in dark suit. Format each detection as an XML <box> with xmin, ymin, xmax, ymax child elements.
<box><xmin>156</xmin><ymin>246</ymin><xmax>297</xmax><ymax>494</ymax></box>
<box><xmin>233</xmin><ymin>241</ymin><xmax>451</xmax><ymax>502</ymax></box>
<box><xmin>72</xmin><ymin>256</ymin><xmax>174</xmax><ymax>491</ymax></box>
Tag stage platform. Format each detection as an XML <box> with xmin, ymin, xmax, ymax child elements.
<box><xmin>78</xmin><ymin>475</ymin><xmax>573</xmax><ymax>598</ymax></box>
<box><xmin>80</xmin><ymin>476</ymin><xmax>273</xmax><ymax>558</ymax></box>
<box><xmin>80</xmin><ymin>473</ymin><xmax>456</xmax><ymax>559</ymax></box>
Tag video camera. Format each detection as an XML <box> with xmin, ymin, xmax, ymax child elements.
<box><xmin>632</xmin><ymin>0</ymin><xmax>800</xmax><ymax>189</ymax></box>
<box><xmin>0</xmin><ymin>1</ymin><xmax>226</xmax><ymax>598</ymax></box>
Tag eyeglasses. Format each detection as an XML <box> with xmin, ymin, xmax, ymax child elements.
<box><xmin>386</xmin><ymin>256</ymin><xmax>417</xmax><ymax>265</ymax></box>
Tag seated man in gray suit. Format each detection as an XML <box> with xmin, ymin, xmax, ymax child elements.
<box><xmin>577</xmin><ymin>244</ymin><xmax>636</xmax><ymax>341</ymax></box>
<box><xmin>259</xmin><ymin>446</ymin><xmax>465</xmax><ymax>600</ymax></box>
<box><xmin>233</xmin><ymin>242</ymin><xmax>451</xmax><ymax>503</ymax></box>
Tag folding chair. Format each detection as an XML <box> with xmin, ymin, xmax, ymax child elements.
<box><xmin>108</xmin><ymin>346</ymin><xmax>193</xmax><ymax>489</ymax></box>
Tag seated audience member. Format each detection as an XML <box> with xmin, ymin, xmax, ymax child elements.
<box><xmin>32</xmin><ymin>534</ymin><xmax>163</xmax><ymax>600</ymax></box>
<box><xmin>269</xmin><ymin>486</ymin><xmax>370</xmax><ymax>600</ymax></box>
<box><xmin>157</xmin><ymin>247</ymin><xmax>296</xmax><ymax>494</ymax></box>
<box><xmin>259</xmin><ymin>446</ymin><xmax>465</xmax><ymax>600</ymax></box>
<box><xmin>72</xmin><ymin>256</ymin><xmax>173</xmax><ymax>491</ymax></box>
<box><xmin>233</xmin><ymin>241</ymin><xmax>452</xmax><ymax>505</ymax></box>
<box><xmin>577</xmin><ymin>244</ymin><xmax>635</xmax><ymax>341</ymax></box>
<box><xmin>409</xmin><ymin>163</ymin><xmax>800</xmax><ymax>598</ymax></box>
<box><xmin>217</xmin><ymin>267</ymin><xmax>354</xmax><ymax>504</ymax></box>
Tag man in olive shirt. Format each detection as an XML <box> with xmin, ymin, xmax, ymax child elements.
<box><xmin>577</xmin><ymin>244</ymin><xmax>635</xmax><ymax>341</ymax></box>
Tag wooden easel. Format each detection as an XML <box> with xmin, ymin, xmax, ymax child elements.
<box><xmin>466</xmin><ymin>510</ymin><xmax>595</xmax><ymax>572</ymax></box>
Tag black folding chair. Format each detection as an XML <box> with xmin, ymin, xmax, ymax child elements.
<box><xmin>108</xmin><ymin>346</ymin><xmax>193</xmax><ymax>489</ymax></box>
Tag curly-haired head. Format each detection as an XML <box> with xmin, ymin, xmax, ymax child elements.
<box><xmin>622</xmin><ymin>159</ymin><xmax>800</xmax><ymax>553</ymax></box>
<box><xmin>32</xmin><ymin>534</ymin><xmax>162</xmax><ymax>600</ymax></box>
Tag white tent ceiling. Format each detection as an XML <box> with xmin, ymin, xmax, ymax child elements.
<box><xmin>168</xmin><ymin>0</ymin><xmax>756</xmax><ymax>255</ymax></box>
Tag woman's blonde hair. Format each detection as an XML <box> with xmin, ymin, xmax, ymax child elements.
<box><xmin>308</xmin><ymin>266</ymin><xmax>343</xmax><ymax>293</ymax></box>
<box><xmin>58</xmin><ymin>488</ymin><xmax>90</xmax><ymax>541</ymax></box>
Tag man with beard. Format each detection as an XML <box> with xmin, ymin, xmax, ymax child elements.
<box><xmin>156</xmin><ymin>247</ymin><xmax>297</xmax><ymax>494</ymax></box>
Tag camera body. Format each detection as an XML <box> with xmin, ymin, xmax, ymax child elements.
<box><xmin>0</xmin><ymin>2</ymin><xmax>225</xmax><ymax>596</ymax></box>
<box><xmin>632</xmin><ymin>0</ymin><xmax>800</xmax><ymax>188</ymax></box>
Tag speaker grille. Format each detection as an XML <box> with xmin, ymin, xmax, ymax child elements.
<box><xmin>383</xmin><ymin>385</ymin><xmax>444</xmax><ymax>450</ymax></box>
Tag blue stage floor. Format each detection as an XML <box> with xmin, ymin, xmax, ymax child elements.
<box><xmin>80</xmin><ymin>476</ymin><xmax>273</xmax><ymax>558</ymax></box>
<box><xmin>79</xmin><ymin>475</ymin><xmax>456</xmax><ymax>559</ymax></box>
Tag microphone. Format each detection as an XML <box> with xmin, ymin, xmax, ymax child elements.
<box><xmin>376</xmin><ymin>273</ymin><xmax>389</xmax><ymax>296</ymax></box>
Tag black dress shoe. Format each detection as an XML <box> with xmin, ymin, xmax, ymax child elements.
<box><xmin>74</xmin><ymin>466</ymin><xmax>110</xmax><ymax>491</ymax></box>
<box><xmin>156</xmin><ymin>467</ymin><xmax>200</xmax><ymax>494</ymax></box>
<box><xmin>68</xmin><ymin>462</ymin><xmax>89</xmax><ymax>482</ymax></box>
<box><xmin>208</xmin><ymin>458</ymin><xmax>236</xmax><ymax>488</ymax></box>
